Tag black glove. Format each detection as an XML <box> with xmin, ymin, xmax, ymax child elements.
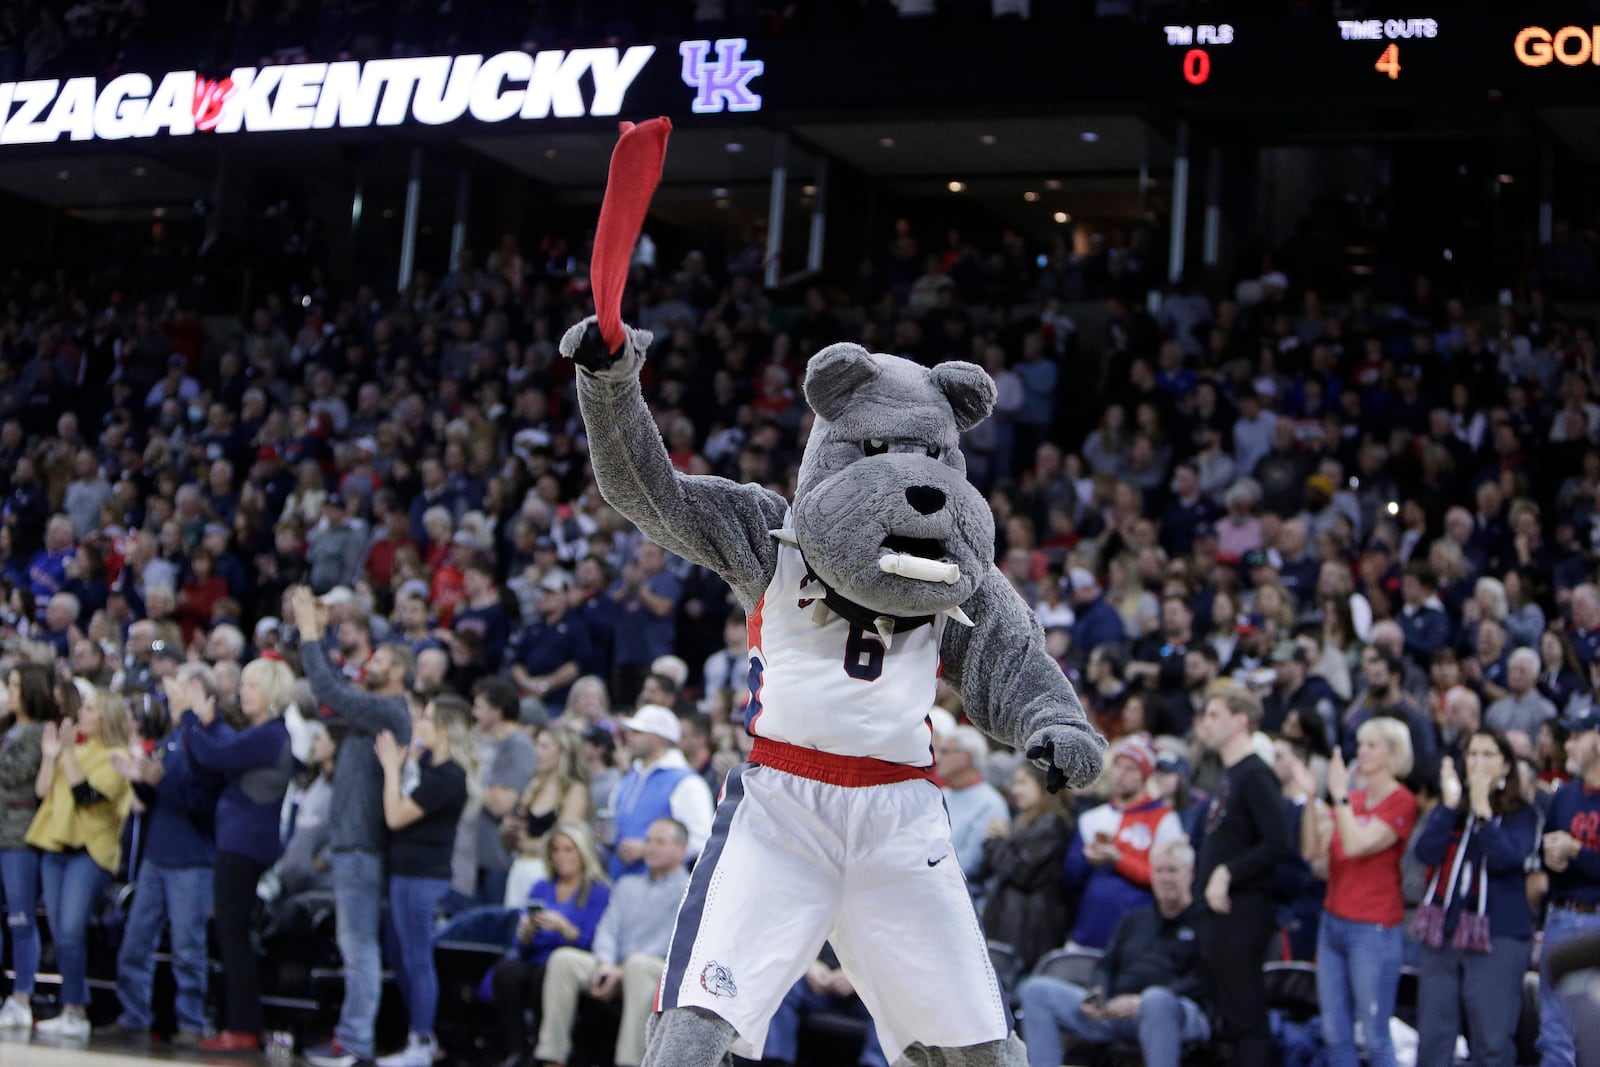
<box><xmin>572</xmin><ymin>320</ymin><xmax>625</xmax><ymax>374</ymax></box>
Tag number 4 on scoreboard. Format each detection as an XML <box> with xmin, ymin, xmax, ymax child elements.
<box><xmin>1375</xmin><ymin>43</ymin><xmax>1400</xmax><ymax>80</ymax></box>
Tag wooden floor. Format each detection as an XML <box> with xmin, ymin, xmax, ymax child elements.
<box><xmin>0</xmin><ymin>1033</ymin><xmax>247</xmax><ymax>1065</ymax></box>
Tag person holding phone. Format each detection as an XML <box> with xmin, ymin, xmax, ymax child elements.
<box><xmin>489</xmin><ymin>821</ymin><xmax>610</xmax><ymax>1067</ymax></box>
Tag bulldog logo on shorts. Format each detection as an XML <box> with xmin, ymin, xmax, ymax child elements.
<box><xmin>699</xmin><ymin>961</ymin><xmax>738</xmax><ymax>998</ymax></box>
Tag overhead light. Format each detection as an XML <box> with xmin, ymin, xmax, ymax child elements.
<box><xmin>1045</xmin><ymin>179</ymin><xmax>1061</xmax><ymax>190</ymax></box>
<box><xmin>132</xmin><ymin>166</ymin><xmax>146</xmax><ymax>177</ymax></box>
<box><xmin>947</xmin><ymin>180</ymin><xmax>965</xmax><ymax>193</ymax></box>
<box><xmin>543</xmin><ymin>148</ymin><xmax>557</xmax><ymax>159</ymax></box>
<box><xmin>1023</xmin><ymin>191</ymin><xmax>1039</xmax><ymax>203</ymax></box>
<box><xmin>1497</xmin><ymin>173</ymin><xmax>1514</xmax><ymax>184</ymax></box>
<box><xmin>711</xmin><ymin>187</ymin><xmax>729</xmax><ymax>198</ymax></box>
<box><xmin>152</xmin><ymin>207</ymin><xmax>165</xmax><ymax>218</ymax></box>
<box><xmin>1053</xmin><ymin>211</ymin><xmax>1070</xmax><ymax>223</ymax></box>
<box><xmin>1443</xmin><ymin>249</ymin><xmax>1454</xmax><ymax>261</ymax></box>
<box><xmin>1080</xmin><ymin>131</ymin><xmax>1099</xmax><ymax>143</ymax></box>
<box><xmin>56</xmin><ymin>170</ymin><xmax>68</xmax><ymax>180</ymax></box>
<box><xmin>802</xmin><ymin>184</ymin><xmax>817</xmax><ymax>195</ymax></box>
<box><xmin>725</xmin><ymin>142</ymin><xmax>744</xmax><ymax>153</ymax></box>
<box><xmin>979</xmin><ymin>134</ymin><xmax>996</xmax><ymax>145</ymax></box>
<box><xmin>879</xmin><ymin>137</ymin><xmax>895</xmax><ymax>148</ymax></box>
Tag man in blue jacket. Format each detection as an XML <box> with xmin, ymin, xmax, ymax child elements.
<box><xmin>105</xmin><ymin>670</ymin><xmax>224</xmax><ymax>1045</ymax></box>
<box><xmin>1068</xmin><ymin>568</ymin><xmax>1126</xmax><ymax>659</ymax></box>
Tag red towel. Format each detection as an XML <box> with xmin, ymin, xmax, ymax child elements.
<box><xmin>592</xmin><ymin>117</ymin><xmax>672</xmax><ymax>353</ymax></box>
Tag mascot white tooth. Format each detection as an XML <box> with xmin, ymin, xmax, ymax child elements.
<box><xmin>562</xmin><ymin>116</ymin><xmax>1106</xmax><ymax>1067</ymax></box>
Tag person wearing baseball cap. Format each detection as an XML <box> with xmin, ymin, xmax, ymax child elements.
<box><xmin>306</xmin><ymin>492</ymin><xmax>364</xmax><ymax>595</ymax></box>
<box><xmin>608</xmin><ymin>706</ymin><xmax>714</xmax><ymax>880</ymax></box>
<box><xmin>1538</xmin><ymin>712</ymin><xmax>1600</xmax><ymax>1064</ymax></box>
<box><xmin>1063</xmin><ymin>734</ymin><xmax>1187</xmax><ymax>949</ymax></box>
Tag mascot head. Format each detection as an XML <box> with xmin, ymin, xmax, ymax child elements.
<box><xmin>787</xmin><ymin>343</ymin><xmax>996</xmax><ymax>624</ymax></box>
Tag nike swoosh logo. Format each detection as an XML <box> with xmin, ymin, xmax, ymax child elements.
<box><xmin>927</xmin><ymin>855</ymin><xmax>947</xmax><ymax>867</ymax></box>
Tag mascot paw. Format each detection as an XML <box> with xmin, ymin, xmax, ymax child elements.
<box><xmin>571</xmin><ymin>319</ymin><xmax>623</xmax><ymax>373</ymax></box>
<box><xmin>1025</xmin><ymin>725</ymin><xmax>1106</xmax><ymax>793</ymax></box>
<box><xmin>559</xmin><ymin>315</ymin><xmax>653</xmax><ymax>378</ymax></box>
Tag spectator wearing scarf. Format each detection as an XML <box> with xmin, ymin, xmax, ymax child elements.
<box><xmin>1410</xmin><ymin>728</ymin><xmax>1538</xmax><ymax>1067</ymax></box>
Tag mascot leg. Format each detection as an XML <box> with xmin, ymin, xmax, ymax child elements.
<box><xmin>638</xmin><ymin>1006</ymin><xmax>738</xmax><ymax>1067</ymax></box>
<box><xmin>897</xmin><ymin>1035</ymin><xmax>1029</xmax><ymax>1067</ymax></box>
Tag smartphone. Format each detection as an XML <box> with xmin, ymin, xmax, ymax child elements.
<box><xmin>525</xmin><ymin>902</ymin><xmax>545</xmax><ymax>916</ymax></box>
<box><xmin>1083</xmin><ymin>988</ymin><xmax>1105</xmax><ymax>1011</ymax></box>
<box><xmin>1094</xmin><ymin>831</ymin><xmax>1113</xmax><ymax>846</ymax></box>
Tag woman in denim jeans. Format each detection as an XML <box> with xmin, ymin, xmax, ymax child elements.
<box><xmin>374</xmin><ymin>693</ymin><xmax>474</xmax><ymax>1067</ymax></box>
<box><xmin>1303</xmin><ymin>717</ymin><xmax>1418</xmax><ymax>1067</ymax></box>
<box><xmin>0</xmin><ymin>665</ymin><xmax>58</xmax><ymax>1030</ymax></box>
<box><xmin>25</xmin><ymin>685</ymin><xmax>133</xmax><ymax>1039</ymax></box>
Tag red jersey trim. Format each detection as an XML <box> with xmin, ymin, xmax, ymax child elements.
<box><xmin>749</xmin><ymin>737</ymin><xmax>936</xmax><ymax>788</ymax></box>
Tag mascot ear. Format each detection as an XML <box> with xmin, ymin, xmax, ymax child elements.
<box><xmin>929</xmin><ymin>360</ymin><xmax>997</xmax><ymax>432</ymax></box>
<box><xmin>804</xmin><ymin>343</ymin><xmax>880</xmax><ymax>422</ymax></box>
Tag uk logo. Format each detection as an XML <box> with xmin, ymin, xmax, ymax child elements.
<box><xmin>680</xmin><ymin>38</ymin><xmax>764</xmax><ymax>114</ymax></box>
<box><xmin>699</xmin><ymin>961</ymin><xmax>738</xmax><ymax>998</ymax></box>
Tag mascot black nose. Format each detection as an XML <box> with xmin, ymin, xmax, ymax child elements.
<box><xmin>905</xmin><ymin>486</ymin><xmax>946</xmax><ymax>515</ymax></box>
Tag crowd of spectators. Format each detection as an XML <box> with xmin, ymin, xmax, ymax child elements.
<box><xmin>1</xmin><ymin>173</ymin><xmax>1600</xmax><ymax>1067</ymax></box>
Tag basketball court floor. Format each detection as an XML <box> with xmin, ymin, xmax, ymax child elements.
<box><xmin>0</xmin><ymin>1034</ymin><xmax>245</xmax><ymax>1065</ymax></box>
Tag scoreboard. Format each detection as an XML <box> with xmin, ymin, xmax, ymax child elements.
<box><xmin>1151</xmin><ymin>17</ymin><xmax>1599</xmax><ymax>97</ymax></box>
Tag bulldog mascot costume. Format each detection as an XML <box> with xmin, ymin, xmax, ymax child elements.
<box><xmin>561</xmin><ymin>117</ymin><xmax>1106</xmax><ymax>1067</ymax></box>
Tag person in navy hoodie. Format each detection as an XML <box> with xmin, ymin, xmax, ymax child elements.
<box><xmin>489</xmin><ymin>820</ymin><xmax>610</xmax><ymax>1067</ymax></box>
<box><xmin>177</xmin><ymin>656</ymin><xmax>298</xmax><ymax>1053</ymax></box>
<box><xmin>1538</xmin><ymin>712</ymin><xmax>1600</xmax><ymax>1067</ymax></box>
<box><xmin>1410</xmin><ymin>729</ymin><xmax>1538</xmax><ymax>1067</ymax></box>
<box><xmin>105</xmin><ymin>671</ymin><xmax>224</xmax><ymax>1045</ymax></box>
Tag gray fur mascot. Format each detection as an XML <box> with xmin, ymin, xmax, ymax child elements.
<box><xmin>562</xmin><ymin>117</ymin><xmax>1106</xmax><ymax>1067</ymax></box>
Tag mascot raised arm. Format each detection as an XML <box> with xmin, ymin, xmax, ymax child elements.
<box><xmin>562</xmin><ymin>117</ymin><xmax>1106</xmax><ymax>1067</ymax></box>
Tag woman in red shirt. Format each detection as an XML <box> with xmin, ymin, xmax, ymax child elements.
<box><xmin>1302</xmin><ymin>716</ymin><xmax>1417</xmax><ymax>1067</ymax></box>
<box><xmin>175</xmin><ymin>547</ymin><xmax>229</xmax><ymax>644</ymax></box>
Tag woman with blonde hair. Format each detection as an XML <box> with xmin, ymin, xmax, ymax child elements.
<box><xmin>1303</xmin><ymin>717</ymin><xmax>1418</xmax><ymax>1067</ymax></box>
<box><xmin>178</xmin><ymin>658</ymin><xmax>297</xmax><ymax>1052</ymax></box>
<box><xmin>505</xmin><ymin>727</ymin><xmax>591</xmax><ymax>865</ymax></box>
<box><xmin>490</xmin><ymin>821</ymin><xmax>611</xmax><ymax>1067</ymax></box>
<box><xmin>375</xmin><ymin>693</ymin><xmax>476</xmax><ymax>1067</ymax></box>
<box><xmin>27</xmin><ymin>687</ymin><xmax>132</xmax><ymax>1038</ymax></box>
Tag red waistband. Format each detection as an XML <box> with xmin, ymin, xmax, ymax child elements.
<box><xmin>748</xmin><ymin>737</ymin><xmax>936</xmax><ymax>788</ymax></box>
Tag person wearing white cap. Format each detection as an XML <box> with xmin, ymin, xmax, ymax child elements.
<box><xmin>608</xmin><ymin>705</ymin><xmax>713</xmax><ymax>880</ymax></box>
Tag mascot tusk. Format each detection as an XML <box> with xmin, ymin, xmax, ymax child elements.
<box><xmin>878</xmin><ymin>553</ymin><xmax>960</xmax><ymax>584</ymax></box>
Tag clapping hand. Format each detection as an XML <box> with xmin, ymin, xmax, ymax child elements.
<box><xmin>1326</xmin><ymin>748</ymin><xmax>1350</xmax><ymax>805</ymax></box>
<box><xmin>110</xmin><ymin>749</ymin><xmax>164</xmax><ymax>786</ymax></box>
<box><xmin>374</xmin><ymin>730</ymin><xmax>405</xmax><ymax>774</ymax></box>
<box><xmin>1439</xmin><ymin>756</ymin><xmax>1462</xmax><ymax>810</ymax></box>
<box><xmin>1545</xmin><ymin>830</ymin><xmax>1581</xmax><ymax>872</ymax></box>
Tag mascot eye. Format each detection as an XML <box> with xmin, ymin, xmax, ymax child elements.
<box><xmin>926</xmin><ymin>445</ymin><xmax>942</xmax><ymax>459</ymax></box>
<box><xmin>863</xmin><ymin>439</ymin><xmax>889</xmax><ymax>456</ymax></box>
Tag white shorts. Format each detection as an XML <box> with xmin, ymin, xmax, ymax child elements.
<box><xmin>654</xmin><ymin>760</ymin><xmax>1010</xmax><ymax>1063</ymax></box>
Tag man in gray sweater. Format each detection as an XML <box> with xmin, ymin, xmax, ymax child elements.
<box><xmin>291</xmin><ymin>586</ymin><xmax>414</xmax><ymax>1067</ymax></box>
<box><xmin>533</xmin><ymin>818</ymin><xmax>691</xmax><ymax>1067</ymax></box>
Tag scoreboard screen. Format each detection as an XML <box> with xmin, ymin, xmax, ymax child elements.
<box><xmin>1152</xmin><ymin>17</ymin><xmax>1600</xmax><ymax>97</ymax></box>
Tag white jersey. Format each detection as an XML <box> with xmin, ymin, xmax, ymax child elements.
<box><xmin>744</xmin><ymin>516</ymin><xmax>947</xmax><ymax>767</ymax></box>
